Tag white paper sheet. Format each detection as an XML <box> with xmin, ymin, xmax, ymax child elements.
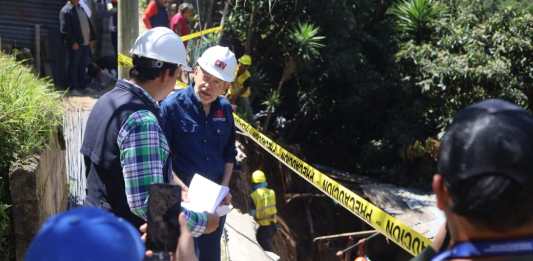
<box><xmin>181</xmin><ymin>174</ymin><xmax>229</xmax><ymax>214</ymax></box>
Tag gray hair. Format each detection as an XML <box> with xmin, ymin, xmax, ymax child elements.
<box><xmin>179</xmin><ymin>3</ymin><xmax>194</xmax><ymax>12</ymax></box>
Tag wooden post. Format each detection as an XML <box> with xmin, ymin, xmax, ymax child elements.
<box><xmin>118</xmin><ymin>0</ymin><xmax>139</xmax><ymax>79</ymax></box>
<box><xmin>34</xmin><ymin>24</ymin><xmax>41</xmax><ymax>75</ymax></box>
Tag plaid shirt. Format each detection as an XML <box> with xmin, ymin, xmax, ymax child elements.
<box><xmin>117</xmin><ymin>109</ymin><xmax>168</xmax><ymax>220</ymax></box>
<box><xmin>117</xmin><ymin>83</ymin><xmax>207</xmax><ymax>236</ymax></box>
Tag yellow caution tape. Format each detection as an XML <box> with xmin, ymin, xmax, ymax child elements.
<box><xmin>232</xmin><ymin>115</ymin><xmax>431</xmax><ymax>256</ymax></box>
<box><xmin>118</xmin><ymin>53</ymin><xmax>133</xmax><ymax>67</ymax></box>
<box><xmin>181</xmin><ymin>26</ymin><xmax>223</xmax><ymax>42</ymax></box>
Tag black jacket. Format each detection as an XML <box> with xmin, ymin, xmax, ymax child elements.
<box><xmin>63</xmin><ymin>3</ymin><xmax>95</xmax><ymax>46</ymax></box>
<box><xmin>81</xmin><ymin>80</ymin><xmax>171</xmax><ymax>228</ymax></box>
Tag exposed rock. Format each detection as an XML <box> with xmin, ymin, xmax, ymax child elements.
<box><xmin>8</xmin><ymin>132</ymin><xmax>67</xmax><ymax>261</ymax></box>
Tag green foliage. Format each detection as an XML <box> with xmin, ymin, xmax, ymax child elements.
<box><xmin>0</xmin><ymin>176</ymin><xmax>11</xmax><ymax>261</ymax></box>
<box><xmin>389</xmin><ymin>0</ymin><xmax>446</xmax><ymax>42</ymax></box>
<box><xmin>0</xmin><ymin>53</ymin><xmax>64</xmax><ymax>172</ymax></box>
<box><xmin>0</xmin><ymin>52</ymin><xmax>63</xmax><ymax>260</ymax></box>
<box><xmin>288</xmin><ymin>22</ymin><xmax>325</xmax><ymax>62</ymax></box>
<box><xmin>396</xmin><ymin>7</ymin><xmax>533</xmax><ymax>132</ymax></box>
<box><xmin>226</xmin><ymin>0</ymin><xmax>532</xmax><ymax>189</ymax></box>
<box><xmin>139</xmin><ymin>0</ymin><xmax>149</xmax><ymax>10</ymax></box>
<box><xmin>262</xmin><ymin>89</ymin><xmax>281</xmax><ymax>114</ymax></box>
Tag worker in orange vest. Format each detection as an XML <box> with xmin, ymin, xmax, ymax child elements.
<box><xmin>250</xmin><ymin>170</ymin><xmax>278</xmax><ymax>252</ymax></box>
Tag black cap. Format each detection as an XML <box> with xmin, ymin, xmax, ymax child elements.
<box><xmin>438</xmin><ymin>99</ymin><xmax>533</xmax><ymax>185</ymax></box>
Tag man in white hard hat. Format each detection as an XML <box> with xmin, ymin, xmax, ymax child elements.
<box><xmin>81</xmin><ymin>27</ymin><xmax>218</xmax><ymax>259</ymax></box>
<box><xmin>161</xmin><ymin>45</ymin><xmax>238</xmax><ymax>261</ymax></box>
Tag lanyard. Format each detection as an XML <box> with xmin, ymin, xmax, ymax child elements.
<box><xmin>431</xmin><ymin>238</ymin><xmax>533</xmax><ymax>261</ymax></box>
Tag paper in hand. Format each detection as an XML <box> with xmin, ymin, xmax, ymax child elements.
<box><xmin>181</xmin><ymin>174</ymin><xmax>229</xmax><ymax>214</ymax></box>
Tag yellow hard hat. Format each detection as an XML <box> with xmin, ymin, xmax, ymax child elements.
<box><xmin>251</xmin><ymin>170</ymin><xmax>266</xmax><ymax>183</ymax></box>
<box><xmin>239</xmin><ymin>54</ymin><xmax>252</xmax><ymax>66</ymax></box>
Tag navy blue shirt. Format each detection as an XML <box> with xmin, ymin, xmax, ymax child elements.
<box><xmin>161</xmin><ymin>85</ymin><xmax>237</xmax><ymax>185</ymax></box>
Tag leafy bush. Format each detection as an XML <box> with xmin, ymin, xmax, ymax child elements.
<box><xmin>0</xmin><ymin>52</ymin><xmax>63</xmax><ymax>260</ymax></box>
<box><xmin>395</xmin><ymin>6</ymin><xmax>533</xmax><ymax>134</ymax></box>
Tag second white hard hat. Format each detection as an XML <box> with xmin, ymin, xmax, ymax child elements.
<box><xmin>197</xmin><ymin>45</ymin><xmax>238</xmax><ymax>82</ymax></box>
<box><xmin>130</xmin><ymin>27</ymin><xmax>191</xmax><ymax>71</ymax></box>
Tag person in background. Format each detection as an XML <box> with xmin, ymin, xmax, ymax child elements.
<box><xmin>92</xmin><ymin>0</ymin><xmax>115</xmax><ymax>60</ymax></box>
<box><xmin>168</xmin><ymin>3</ymin><xmax>178</xmax><ymax>21</ymax></box>
<box><xmin>250</xmin><ymin>170</ymin><xmax>278</xmax><ymax>252</ymax></box>
<box><xmin>143</xmin><ymin>0</ymin><xmax>170</xmax><ymax>29</ymax></box>
<box><xmin>59</xmin><ymin>1</ymin><xmax>73</xmax><ymax>89</ymax></box>
<box><xmin>227</xmin><ymin>54</ymin><xmax>253</xmax><ymax>119</ymax></box>
<box><xmin>25</xmin><ymin>207</ymin><xmax>145</xmax><ymax>261</ymax></box>
<box><xmin>411</xmin><ymin>99</ymin><xmax>533</xmax><ymax>261</ymax></box>
<box><xmin>63</xmin><ymin>0</ymin><xmax>95</xmax><ymax>92</ymax></box>
<box><xmin>170</xmin><ymin>3</ymin><xmax>194</xmax><ymax>37</ymax></box>
<box><xmin>161</xmin><ymin>45</ymin><xmax>238</xmax><ymax>261</ymax></box>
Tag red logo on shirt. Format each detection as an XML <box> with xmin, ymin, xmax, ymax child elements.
<box><xmin>214</xmin><ymin>109</ymin><xmax>224</xmax><ymax>118</ymax></box>
<box><xmin>213</xmin><ymin>109</ymin><xmax>226</xmax><ymax>122</ymax></box>
<box><xmin>215</xmin><ymin>60</ymin><xmax>227</xmax><ymax>70</ymax></box>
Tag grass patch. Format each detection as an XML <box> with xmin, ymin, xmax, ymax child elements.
<box><xmin>0</xmin><ymin>52</ymin><xmax>63</xmax><ymax>260</ymax></box>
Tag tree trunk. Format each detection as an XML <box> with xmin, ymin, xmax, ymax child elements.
<box><xmin>244</xmin><ymin>3</ymin><xmax>256</xmax><ymax>54</ymax></box>
<box><xmin>218</xmin><ymin>0</ymin><xmax>231</xmax><ymax>43</ymax></box>
<box><xmin>205</xmin><ymin>0</ymin><xmax>216</xmax><ymax>27</ymax></box>
<box><xmin>118</xmin><ymin>0</ymin><xmax>138</xmax><ymax>79</ymax></box>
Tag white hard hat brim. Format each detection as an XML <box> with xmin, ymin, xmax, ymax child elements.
<box><xmin>130</xmin><ymin>27</ymin><xmax>191</xmax><ymax>71</ymax></box>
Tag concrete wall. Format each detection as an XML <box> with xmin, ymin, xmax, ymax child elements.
<box><xmin>8</xmin><ymin>131</ymin><xmax>68</xmax><ymax>261</ymax></box>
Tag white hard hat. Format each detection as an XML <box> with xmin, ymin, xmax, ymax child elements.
<box><xmin>130</xmin><ymin>27</ymin><xmax>191</xmax><ymax>71</ymax></box>
<box><xmin>197</xmin><ymin>45</ymin><xmax>238</xmax><ymax>82</ymax></box>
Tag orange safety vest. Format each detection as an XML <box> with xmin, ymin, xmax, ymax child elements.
<box><xmin>250</xmin><ymin>188</ymin><xmax>277</xmax><ymax>226</ymax></box>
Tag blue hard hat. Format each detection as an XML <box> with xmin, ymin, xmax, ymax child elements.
<box><xmin>25</xmin><ymin>207</ymin><xmax>145</xmax><ymax>261</ymax></box>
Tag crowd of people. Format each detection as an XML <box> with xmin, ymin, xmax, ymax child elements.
<box><xmin>59</xmin><ymin>0</ymin><xmax>118</xmax><ymax>95</ymax></box>
<box><xmin>26</xmin><ymin>1</ymin><xmax>533</xmax><ymax>261</ymax></box>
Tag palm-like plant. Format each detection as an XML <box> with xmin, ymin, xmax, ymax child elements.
<box><xmin>263</xmin><ymin>23</ymin><xmax>325</xmax><ymax>130</ymax></box>
<box><xmin>389</xmin><ymin>0</ymin><xmax>445</xmax><ymax>42</ymax></box>
<box><xmin>289</xmin><ymin>22</ymin><xmax>325</xmax><ymax>62</ymax></box>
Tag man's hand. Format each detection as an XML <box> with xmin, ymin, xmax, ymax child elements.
<box><xmin>139</xmin><ymin>223</ymin><xmax>153</xmax><ymax>257</ymax></box>
<box><xmin>181</xmin><ymin>185</ymin><xmax>190</xmax><ymax>202</ymax></box>
<box><xmin>205</xmin><ymin>213</ymin><xmax>220</xmax><ymax>234</ymax></box>
<box><xmin>72</xmin><ymin>42</ymin><xmax>80</xmax><ymax>50</ymax></box>
<box><xmin>222</xmin><ymin>192</ymin><xmax>232</xmax><ymax>205</ymax></box>
<box><xmin>90</xmin><ymin>40</ymin><xmax>96</xmax><ymax>49</ymax></box>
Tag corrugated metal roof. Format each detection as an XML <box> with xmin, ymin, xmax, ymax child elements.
<box><xmin>0</xmin><ymin>0</ymin><xmax>64</xmax><ymax>49</ymax></box>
